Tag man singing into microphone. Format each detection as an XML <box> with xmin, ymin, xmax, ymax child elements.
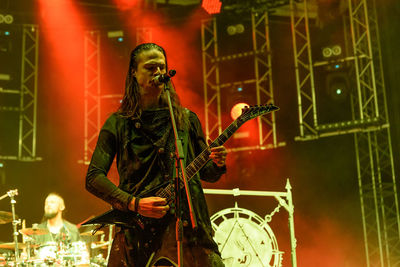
<box><xmin>86</xmin><ymin>43</ymin><xmax>228</xmax><ymax>266</ymax></box>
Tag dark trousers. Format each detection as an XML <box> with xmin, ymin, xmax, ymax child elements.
<box><xmin>107</xmin><ymin>225</ymin><xmax>225</xmax><ymax>267</ymax></box>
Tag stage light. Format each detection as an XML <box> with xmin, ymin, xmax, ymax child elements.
<box><xmin>322</xmin><ymin>47</ymin><xmax>332</xmax><ymax>58</ymax></box>
<box><xmin>0</xmin><ymin>14</ymin><xmax>14</xmax><ymax>24</ymax></box>
<box><xmin>0</xmin><ymin>162</ymin><xmax>4</xmax><ymax>185</ymax></box>
<box><xmin>226</xmin><ymin>23</ymin><xmax>244</xmax><ymax>35</ymax></box>
<box><xmin>225</xmin><ymin>84</ymin><xmax>253</xmax><ymax>121</ymax></box>
<box><xmin>322</xmin><ymin>44</ymin><xmax>342</xmax><ymax>58</ymax></box>
<box><xmin>0</xmin><ymin>31</ymin><xmax>12</xmax><ymax>53</ymax></box>
<box><xmin>106</xmin><ymin>30</ymin><xmax>127</xmax><ymax>58</ymax></box>
<box><xmin>4</xmin><ymin>15</ymin><xmax>13</xmax><ymax>24</ymax></box>
<box><xmin>107</xmin><ymin>30</ymin><xmax>124</xmax><ymax>39</ymax></box>
<box><xmin>113</xmin><ymin>0</ymin><xmax>139</xmax><ymax>11</ymax></box>
<box><xmin>226</xmin><ymin>25</ymin><xmax>235</xmax><ymax>35</ymax></box>
<box><xmin>202</xmin><ymin>0</ymin><xmax>222</xmax><ymax>15</ymax></box>
<box><xmin>316</xmin><ymin>69</ymin><xmax>353</xmax><ymax>124</ymax></box>
<box><xmin>0</xmin><ymin>74</ymin><xmax>11</xmax><ymax>81</ymax></box>
<box><xmin>230</xmin><ymin>102</ymin><xmax>249</xmax><ymax>120</ymax></box>
<box><xmin>325</xmin><ymin>72</ymin><xmax>349</xmax><ymax>102</ymax></box>
<box><xmin>331</xmin><ymin>45</ymin><xmax>341</xmax><ymax>56</ymax></box>
<box><xmin>235</xmin><ymin>23</ymin><xmax>244</xmax><ymax>34</ymax></box>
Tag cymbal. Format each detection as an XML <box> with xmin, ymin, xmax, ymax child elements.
<box><xmin>0</xmin><ymin>242</ymin><xmax>38</xmax><ymax>250</ymax></box>
<box><xmin>91</xmin><ymin>241</ymin><xmax>110</xmax><ymax>249</ymax></box>
<box><xmin>19</xmin><ymin>228</ymin><xmax>49</xmax><ymax>236</ymax></box>
<box><xmin>0</xmin><ymin>211</ymin><xmax>13</xmax><ymax>224</ymax></box>
<box><xmin>80</xmin><ymin>230</ymin><xmax>104</xmax><ymax>236</ymax></box>
<box><xmin>79</xmin><ymin>224</ymin><xmax>104</xmax><ymax>236</ymax></box>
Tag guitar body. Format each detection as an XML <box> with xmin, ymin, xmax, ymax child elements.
<box><xmin>96</xmin><ymin>208</ymin><xmax>173</xmax><ymax>261</ymax></box>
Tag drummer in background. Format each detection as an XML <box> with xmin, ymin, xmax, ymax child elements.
<box><xmin>33</xmin><ymin>193</ymin><xmax>80</xmax><ymax>246</ymax></box>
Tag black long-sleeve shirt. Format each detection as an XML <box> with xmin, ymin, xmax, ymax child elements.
<box><xmin>86</xmin><ymin>108</ymin><xmax>226</xmax><ymax>253</ymax></box>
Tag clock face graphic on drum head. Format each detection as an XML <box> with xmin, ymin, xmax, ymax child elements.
<box><xmin>211</xmin><ymin>204</ymin><xmax>282</xmax><ymax>267</ymax></box>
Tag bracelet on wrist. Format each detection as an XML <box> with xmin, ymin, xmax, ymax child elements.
<box><xmin>134</xmin><ymin>197</ymin><xmax>141</xmax><ymax>212</ymax></box>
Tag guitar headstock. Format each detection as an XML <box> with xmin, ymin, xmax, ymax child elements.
<box><xmin>237</xmin><ymin>104</ymin><xmax>279</xmax><ymax>123</ymax></box>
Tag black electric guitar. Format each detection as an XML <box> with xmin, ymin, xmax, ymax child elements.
<box><xmin>83</xmin><ymin>104</ymin><xmax>279</xmax><ymax>236</ymax></box>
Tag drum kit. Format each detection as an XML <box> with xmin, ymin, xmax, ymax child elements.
<box><xmin>0</xmin><ymin>190</ymin><xmax>111</xmax><ymax>266</ymax></box>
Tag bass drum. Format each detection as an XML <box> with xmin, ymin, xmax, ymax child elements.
<box><xmin>35</xmin><ymin>242</ymin><xmax>58</xmax><ymax>263</ymax></box>
<box><xmin>211</xmin><ymin>205</ymin><xmax>283</xmax><ymax>267</ymax></box>
<box><xmin>62</xmin><ymin>241</ymin><xmax>90</xmax><ymax>266</ymax></box>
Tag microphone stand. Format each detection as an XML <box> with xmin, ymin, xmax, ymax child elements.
<box><xmin>162</xmin><ymin>71</ymin><xmax>197</xmax><ymax>267</ymax></box>
<box><xmin>5</xmin><ymin>190</ymin><xmax>21</xmax><ymax>264</ymax></box>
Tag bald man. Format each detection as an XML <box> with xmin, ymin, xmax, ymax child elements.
<box><xmin>33</xmin><ymin>193</ymin><xmax>80</xmax><ymax>245</ymax></box>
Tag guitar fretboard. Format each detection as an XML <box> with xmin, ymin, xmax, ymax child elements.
<box><xmin>156</xmin><ymin>114</ymin><xmax>250</xmax><ymax>201</ymax></box>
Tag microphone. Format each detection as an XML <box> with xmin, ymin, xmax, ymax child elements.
<box><xmin>152</xmin><ymin>70</ymin><xmax>177</xmax><ymax>86</ymax></box>
<box><xmin>152</xmin><ymin>74</ymin><xmax>171</xmax><ymax>86</ymax></box>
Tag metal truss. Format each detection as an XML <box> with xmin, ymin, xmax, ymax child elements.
<box><xmin>252</xmin><ymin>12</ymin><xmax>278</xmax><ymax>148</ymax></box>
<box><xmin>0</xmin><ymin>24</ymin><xmax>40</xmax><ymax>161</ymax></box>
<box><xmin>349</xmin><ymin>0</ymin><xmax>400</xmax><ymax>266</ymax></box>
<box><xmin>289</xmin><ymin>0</ymin><xmax>387</xmax><ymax>136</ymax></box>
<box><xmin>201</xmin><ymin>13</ymin><xmax>280</xmax><ymax>151</ymax></box>
<box><xmin>201</xmin><ymin>17</ymin><xmax>222</xmax><ymax>143</ymax></box>
<box><xmin>82</xmin><ymin>31</ymin><xmax>101</xmax><ymax>164</ymax></box>
<box><xmin>367</xmin><ymin>0</ymin><xmax>388</xmax><ymax>123</ymax></box>
<box><xmin>289</xmin><ymin>0</ymin><xmax>399</xmax><ymax>265</ymax></box>
<box><xmin>348</xmin><ymin>0</ymin><xmax>379</xmax><ymax>121</ymax></box>
<box><xmin>289</xmin><ymin>0</ymin><xmax>318</xmax><ymax>138</ymax></box>
<box><xmin>82</xmin><ymin>30</ymin><xmax>128</xmax><ymax>165</ymax></box>
<box><xmin>355</xmin><ymin>129</ymin><xmax>400</xmax><ymax>267</ymax></box>
<box><xmin>18</xmin><ymin>25</ymin><xmax>39</xmax><ymax>161</ymax></box>
<box><xmin>289</xmin><ymin>0</ymin><xmax>385</xmax><ymax>139</ymax></box>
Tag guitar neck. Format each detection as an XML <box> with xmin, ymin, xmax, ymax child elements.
<box><xmin>156</xmin><ymin>104</ymin><xmax>278</xmax><ymax>201</ymax></box>
<box><xmin>186</xmin><ymin>120</ymin><xmax>242</xmax><ymax>179</ymax></box>
<box><xmin>157</xmin><ymin>120</ymin><xmax>243</xmax><ymax>201</ymax></box>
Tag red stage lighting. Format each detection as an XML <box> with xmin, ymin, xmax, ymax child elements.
<box><xmin>113</xmin><ymin>0</ymin><xmax>140</xmax><ymax>10</ymax></box>
<box><xmin>202</xmin><ymin>0</ymin><xmax>222</xmax><ymax>15</ymax></box>
<box><xmin>230</xmin><ymin>102</ymin><xmax>249</xmax><ymax>120</ymax></box>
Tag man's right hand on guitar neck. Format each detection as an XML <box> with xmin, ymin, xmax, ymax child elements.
<box><xmin>129</xmin><ymin>197</ymin><xmax>170</xmax><ymax>219</ymax></box>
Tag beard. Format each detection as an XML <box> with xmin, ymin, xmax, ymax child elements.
<box><xmin>44</xmin><ymin>211</ymin><xmax>57</xmax><ymax>220</ymax></box>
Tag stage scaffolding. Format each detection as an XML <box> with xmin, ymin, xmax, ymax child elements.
<box><xmin>289</xmin><ymin>0</ymin><xmax>400</xmax><ymax>266</ymax></box>
<box><xmin>78</xmin><ymin>2</ymin><xmax>399</xmax><ymax>264</ymax></box>
<box><xmin>0</xmin><ymin>24</ymin><xmax>40</xmax><ymax>161</ymax></box>
<box><xmin>201</xmin><ymin>11</ymin><xmax>282</xmax><ymax>152</ymax></box>
<box><xmin>82</xmin><ymin>31</ymin><xmax>101</xmax><ymax>165</ymax></box>
<box><xmin>81</xmin><ymin>28</ymin><xmax>153</xmax><ymax>164</ymax></box>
